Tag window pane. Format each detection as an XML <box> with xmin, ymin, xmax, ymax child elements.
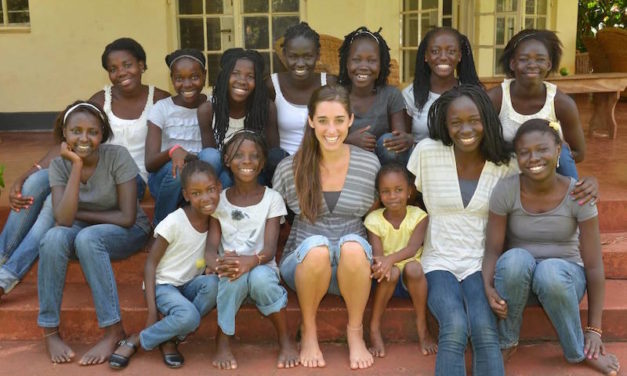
<box><xmin>537</xmin><ymin>0</ymin><xmax>547</xmax><ymax>15</ymax></box>
<box><xmin>260</xmin><ymin>52</ymin><xmax>271</xmax><ymax>77</ymax></box>
<box><xmin>403</xmin><ymin>50</ymin><xmax>417</xmax><ymax>82</ymax></box>
<box><xmin>495</xmin><ymin>48</ymin><xmax>504</xmax><ymax>74</ymax></box>
<box><xmin>273</xmin><ymin>52</ymin><xmax>288</xmax><ymax>73</ymax></box>
<box><xmin>178</xmin><ymin>0</ymin><xmax>203</xmax><ymax>14</ymax></box>
<box><xmin>404</xmin><ymin>0</ymin><xmax>418</xmax><ymax>11</ymax></box>
<box><xmin>207</xmin><ymin>54</ymin><xmax>222</xmax><ymax>87</ymax></box>
<box><xmin>207</xmin><ymin>18</ymin><xmax>222</xmax><ymax>51</ymax></box>
<box><xmin>421</xmin><ymin>11</ymin><xmax>437</xmax><ymax>37</ymax></box>
<box><xmin>496</xmin><ymin>0</ymin><xmax>504</xmax><ymax>12</ymax></box>
<box><xmin>243</xmin><ymin>16</ymin><xmax>269</xmax><ymax>49</ymax></box>
<box><xmin>496</xmin><ymin>17</ymin><xmax>505</xmax><ymax>44</ymax></box>
<box><xmin>443</xmin><ymin>0</ymin><xmax>453</xmax><ymax>15</ymax></box>
<box><xmin>403</xmin><ymin>13</ymin><xmax>419</xmax><ymax>47</ymax></box>
<box><xmin>537</xmin><ymin>16</ymin><xmax>546</xmax><ymax>29</ymax></box>
<box><xmin>179</xmin><ymin>19</ymin><xmax>204</xmax><ymax>50</ymax></box>
<box><xmin>8</xmin><ymin>10</ymin><xmax>29</xmax><ymax>23</ymax></box>
<box><xmin>442</xmin><ymin>17</ymin><xmax>452</xmax><ymax>27</ymax></box>
<box><xmin>7</xmin><ymin>0</ymin><xmax>29</xmax><ymax>23</ymax></box>
<box><xmin>506</xmin><ymin>16</ymin><xmax>515</xmax><ymax>40</ymax></box>
<box><xmin>272</xmin><ymin>16</ymin><xmax>299</xmax><ymax>43</ymax></box>
<box><xmin>206</xmin><ymin>0</ymin><xmax>224</xmax><ymax>14</ymax></box>
<box><xmin>272</xmin><ymin>0</ymin><xmax>298</xmax><ymax>12</ymax></box>
<box><xmin>423</xmin><ymin>0</ymin><xmax>438</xmax><ymax>10</ymax></box>
<box><xmin>243</xmin><ymin>0</ymin><xmax>268</xmax><ymax>13</ymax></box>
<box><xmin>8</xmin><ymin>0</ymin><xmax>29</xmax><ymax>11</ymax></box>
<box><xmin>525</xmin><ymin>17</ymin><xmax>534</xmax><ymax>29</ymax></box>
<box><xmin>525</xmin><ymin>0</ymin><xmax>534</xmax><ymax>15</ymax></box>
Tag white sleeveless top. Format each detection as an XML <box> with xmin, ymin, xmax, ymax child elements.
<box><xmin>271</xmin><ymin>72</ymin><xmax>327</xmax><ymax>155</ymax></box>
<box><xmin>499</xmin><ymin>78</ymin><xmax>557</xmax><ymax>142</ymax></box>
<box><xmin>211</xmin><ymin>116</ymin><xmax>245</xmax><ymax>149</ymax></box>
<box><xmin>104</xmin><ymin>85</ymin><xmax>154</xmax><ymax>182</ymax></box>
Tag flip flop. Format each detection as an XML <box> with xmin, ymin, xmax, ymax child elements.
<box><xmin>109</xmin><ymin>338</ymin><xmax>138</xmax><ymax>370</ymax></box>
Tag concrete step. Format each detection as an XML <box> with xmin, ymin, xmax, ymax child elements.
<box><xmin>2</xmin><ymin>280</ymin><xmax>627</xmax><ymax>343</ymax></box>
<box><xmin>1</xmin><ymin>339</ymin><xmax>626</xmax><ymax>375</ymax></box>
<box><xmin>602</xmin><ymin>232</ymin><xmax>627</xmax><ymax>279</ymax></box>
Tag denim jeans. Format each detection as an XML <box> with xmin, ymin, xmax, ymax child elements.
<box><xmin>280</xmin><ymin>234</ymin><xmax>373</xmax><ymax>296</ymax></box>
<box><xmin>375</xmin><ymin>133</ymin><xmax>411</xmax><ymax>166</ymax></box>
<box><xmin>426</xmin><ymin>270</ymin><xmax>504</xmax><ymax>376</ymax></box>
<box><xmin>198</xmin><ymin>147</ymin><xmax>232</xmax><ymax>189</ymax></box>
<box><xmin>0</xmin><ymin>169</ymin><xmax>50</xmax><ymax>265</ymax></box>
<box><xmin>139</xmin><ymin>274</ymin><xmax>219</xmax><ymax>350</ymax></box>
<box><xmin>494</xmin><ymin>248</ymin><xmax>587</xmax><ymax>362</ymax></box>
<box><xmin>37</xmin><ymin>221</ymin><xmax>149</xmax><ymax>328</ymax></box>
<box><xmin>557</xmin><ymin>142</ymin><xmax>578</xmax><ymax>180</ymax></box>
<box><xmin>0</xmin><ymin>195</ymin><xmax>54</xmax><ymax>293</ymax></box>
<box><xmin>217</xmin><ymin>264</ymin><xmax>287</xmax><ymax>335</ymax></box>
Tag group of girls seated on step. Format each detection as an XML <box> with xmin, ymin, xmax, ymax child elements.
<box><xmin>0</xmin><ymin>21</ymin><xmax>620</xmax><ymax>375</ymax></box>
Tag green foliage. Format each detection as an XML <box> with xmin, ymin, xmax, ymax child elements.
<box><xmin>577</xmin><ymin>0</ymin><xmax>626</xmax><ymax>51</ymax></box>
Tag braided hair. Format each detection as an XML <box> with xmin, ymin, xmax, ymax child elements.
<box><xmin>338</xmin><ymin>26</ymin><xmax>391</xmax><ymax>88</ymax></box>
<box><xmin>211</xmin><ymin>48</ymin><xmax>269</xmax><ymax>150</ymax></box>
<box><xmin>413</xmin><ymin>27</ymin><xmax>480</xmax><ymax>112</ymax></box>
<box><xmin>281</xmin><ymin>22</ymin><xmax>320</xmax><ymax>53</ymax></box>
<box><xmin>427</xmin><ymin>84</ymin><xmax>512</xmax><ymax>165</ymax></box>
<box><xmin>499</xmin><ymin>29</ymin><xmax>562</xmax><ymax>77</ymax></box>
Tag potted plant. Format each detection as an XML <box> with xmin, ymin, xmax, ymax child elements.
<box><xmin>576</xmin><ymin>1</ymin><xmax>625</xmax><ymax>73</ymax></box>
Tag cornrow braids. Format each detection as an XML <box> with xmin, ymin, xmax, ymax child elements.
<box><xmin>338</xmin><ymin>26</ymin><xmax>391</xmax><ymax>88</ymax></box>
<box><xmin>212</xmin><ymin>48</ymin><xmax>270</xmax><ymax>150</ymax></box>
<box><xmin>282</xmin><ymin>22</ymin><xmax>321</xmax><ymax>53</ymax></box>
<box><xmin>499</xmin><ymin>29</ymin><xmax>563</xmax><ymax>77</ymax></box>
<box><xmin>180</xmin><ymin>156</ymin><xmax>218</xmax><ymax>190</ymax></box>
<box><xmin>427</xmin><ymin>84</ymin><xmax>512</xmax><ymax>165</ymax></box>
<box><xmin>412</xmin><ymin>27</ymin><xmax>481</xmax><ymax>112</ymax></box>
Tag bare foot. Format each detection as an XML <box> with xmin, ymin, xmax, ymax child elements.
<box><xmin>368</xmin><ymin>325</ymin><xmax>386</xmax><ymax>357</ymax></box>
<box><xmin>501</xmin><ymin>346</ymin><xmax>517</xmax><ymax>363</ymax></box>
<box><xmin>212</xmin><ymin>330</ymin><xmax>237</xmax><ymax>370</ymax></box>
<box><xmin>417</xmin><ymin>325</ymin><xmax>437</xmax><ymax>356</ymax></box>
<box><xmin>277</xmin><ymin>336</ymin><xmax>300</xmax><ymax>368</ymax></box>
<box><xmin>347</xmin><ymin>325</ymin><xmax>374</xmax><ymax>369</ymax></box>
<box><xmin>79</xmin><ymin>326</ymin><xmax>125</xmax><ymax>366</ymax></box>
<box><xmin>299</xmin><ymin>325</ymin><xmax>325</xmax><ymax>368</ymax></box>
<box><xmin>584</xmin><ymin>352</ymin><xmax>620</xmax><ymax>375</ymax></box>
<box><xmin>44</xmin><ymin>330</ymin><xmax>75</xmax><ymax>363</ymax></box>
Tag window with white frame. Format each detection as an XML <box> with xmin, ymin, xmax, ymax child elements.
<box><xmin>177</xmin><ymin>0</ymin><xmax>300</xmax><ymax>86</ymax></box>
<box><xmin>400</xmin><ymin>0</ymin><xmax>454</xmax><ymax>82</ymax></box>
<box><xmin>0</xmin><ymin>0</ymin><xmax>29</xmax><ymax>27</ymax></box>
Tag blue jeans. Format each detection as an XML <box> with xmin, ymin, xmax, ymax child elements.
<box><xmin>37</xmin><ymin>222</ymin><xmax>149</xmax><ymax>328</ymax></box>
<box><xmin>198</xmin><ymin>147</ymin><xmax>233</xmax><ymax>189</ymax></box>
<box><xmin>494</xmin><ymin>248</ymin><xmax>587</xmax><ymax>362</ymax></box>
<box><xmin>217</xmin><ymin>264</ymin><xmax>287</xmax><ymax>335</ymax></box>
<box><xmin>139</xmin><ymin>274</ymin><xmax>219</xmax><ymax>350</ymax></box>
<box><xmin>280</xmin><ymin>234</ymin><xmax>373</xmax><ymax>296</ymax></box>
<box><xmin>426</xmin><ymin>270</ymin><xmax>504</xmax><ymax>376</ymax></box>
<box><xmin>0</xmin><ymin>195</ymin><xmax>54</xmax><ymax>293</ymax></box>
<box><xmin>375</xmin><ymin>133</ymin><xmax>411</xmax><ymax>166</ymax></box>
<box><xmin>557</xmin><ymin>142</ymin><xmax>578</xmax><ymax>179</ymax></box>
<box><xmin>149</xmin><ymin>148</ymin><xmax>232</xmax><ymax>226</ymax></box>
<box><xmin>0</xmin><ymin>169</ymin><xmax>50</xmax><ymax>266</ymax></box>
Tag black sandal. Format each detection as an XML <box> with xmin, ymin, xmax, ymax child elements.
<box><xmin>159</xmin><ymin>340</ymin><xmax>184</xmax><ymax>368</ymax></box>
<box><xmin>109</xmin><ymin>338</ymin><xmax>138</xmax><ymax>370</ymax></box>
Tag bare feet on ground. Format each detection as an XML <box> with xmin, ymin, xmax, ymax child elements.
<box><xmin>79</xmin><ymin>327</ymin><xmax>125</xmax><ymax>365</ymax></box>
<box><xmin>584</xmin><ymin>352</ymin><xmax>620</xmax><ymax>375</ymax></box>
<box><xmin>347</xmin><ymin>325</ymin><xmax>374</xmax><ymax>370</ymax></box>
<box><xmin>417</xmin><ymin>324</ymin><xmax>438</xmax><ymax>356</ymax></box>
<box><xmin>277</xmin><ymin>336</ymin><xmax>300</xmax><ymax>368</ymax></box>
<box><xmin>501</xmin><ymin>346</ymin><xmax>517</xmax><ymax>362</ymax></box>
<box><xmin>368</xmin><ymin>325</ymin><xmax>386</xmax><ymax>357</ymax></box>
<box><xmin>44</xmin><ymin>330</ymin><xmax>75</xmax><ymax>363</ymax></box>
<box><xmin>299</xmin><ymin>325</ymin><xmax>326</xmax><ymax>368</ymax></box>
<box><xmin>212</xmin><ymin>331</ymin><xmax>237</xmax><ymax>370</ymax></box>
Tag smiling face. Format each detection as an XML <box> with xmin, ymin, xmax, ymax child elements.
<box><xmin>170</xmin><ymin>58</ymin><xmax>206</xmax><ymax>105</ymax></box>
<box><xmin>378</xmin><ymin>171</ymin><xmax>410</xmax><ymax>212</ymax></box>
<box><xmin>225</xmin><ymin>138</ymin><xmax>265</xmax><ymax>183</ymax></box>
<box><xmin>346</xmin><ymin>38</ymin><xmax>380</xmax><ymax>90</ymax></box>
<box><xmin>228</xmin><ymin>58</ymin><xmax>256</xmax><ymax>104</ymax></box>
<box><xmin>284</xmin><ymin>35</ymin><xmax>319</xmax><ymax>81</ymax></box>
<box><xmin>515</xmin><ymin>130</ymin><xmax>560</xmax><ymax>180</ymax></box>
<box><xmin>106</xmin><ymin>50</ymin><xmax>144</xmax><ymax>93</ymax></box>
<box><xmin>63</xmin><ymin>112</ymin><xmax>103</xmax><ymax>160</ymax></box>
<box><xmin>510</xmin><ymin>39</ymin><xmax>552</xmax><ymax>81</ymax></box>
<box><xmin>182</xmin><ymin>171</ymin><xmax>221</xmax><ymax>216</ymax></box>
<box><xmin>425</xmin><ymin>30</ymin><xmax>461</xmax><ymax>79</ymax></box>
<box><xmin>309</xmin><ymin>100</ymin><xmax>354</xmax><ymax>152</ymax></box>
<box><xmin>446</xmin><ymin>95</ymin><xmax>484</xmax><ymax>153</ymax></box>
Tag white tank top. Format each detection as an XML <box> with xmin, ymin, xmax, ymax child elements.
<box><xmin>271</xmin><ymin>72</ymin><xmax>327</xmax><ymax>155</ymax></box>
<box><xmin>104</xmin><ymin>85</ymin><xmax>154</xmax><ymax>182</ymax></box>
<box><xmin>499</xmin><ymin>78</ymin><xmax>557</xmax><ymax>142</ymax></box>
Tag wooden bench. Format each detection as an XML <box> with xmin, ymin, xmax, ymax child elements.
<box><xmin>481</xmin><ymin>73</ymin><xmax>627</xmax><ymax>139</ymax></box>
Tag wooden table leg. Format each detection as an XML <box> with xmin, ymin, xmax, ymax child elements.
<box><xmin>589</xmin><ymin>91</ymin><xmax>620</xmax><ymax>139</ymax></box>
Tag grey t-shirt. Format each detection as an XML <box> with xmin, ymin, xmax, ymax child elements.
<box><xmin>49</xmin><ymin>144</ymin><xmax>151</xmax><ymax>233</ymax></box>
<box><xmin>490</xmin><ymin>174</ymin><xmax>598</xmax><ymax>266</ymax></box>
<box><xmin>349</xmin><ymin>85</ymin><xmax>406</xmax><ymax>140</ymax></box>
